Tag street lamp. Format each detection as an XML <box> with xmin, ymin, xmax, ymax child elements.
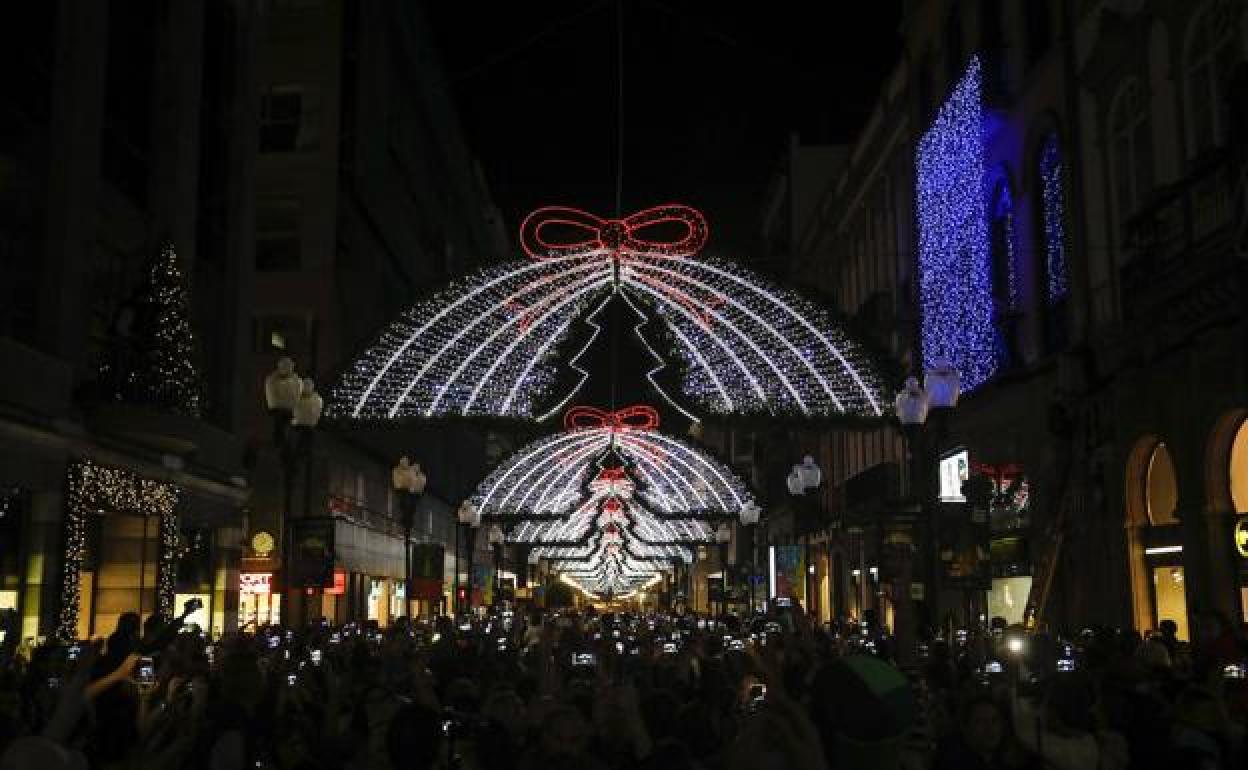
<box><xmin>786</xmin><ymin>455</ymin><xmax>822</xmax><ymax>618</ymax></box>
<box><xmin>392</xmin><ymin>457</ymin><xmax>427</xmax><ymax>619</ymax></box>
<box><xmin>737</xmin><ymin>502</ymin><xmax>761</xmax><ymax>611</ymax></box>
<box><xmin>455</xmin><ymin>501</ymin><xmax>479</xmax><ymax>614</ymax></box>
<box><xmin>893</xmin><ymin>358</ymin><xmax>961</xmax><ymax>657</ymax></box>
<box><xmin>487</xmin><ymin>523</ymin><xmax>505</xmax><ymax>610</ymax></box>
<box><xmin>715</xmin><ymin>522</ymin><xmax>732</xmax><ymax>617</ymax></box>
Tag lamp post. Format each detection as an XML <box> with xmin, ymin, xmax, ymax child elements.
<box><xmin>392</xmin><ymin>458</ymin><xmax>427</xmax><ymax>619</ymax></box>
<box><xmin>739</xmin><ymin>502</ymin><xmax>761</xmax><ymax>613</ymax></box>
<box><xmin>455</xmin><ymin>502</ymin><xmax>479</xmax><ymax>615</ymax></box>
<box><xmin>714</xmin><ymin>522</ymin><xmax>732</xmax><ymax>617</ymax></box>
<box><xmin>894</xmin><ymin>358</ymin><xmax>961</xmax><ymax>658</ymax></box>
<box><xmin>787</xmin><ymin>455</ymin><xmax>823</xmax><ymax>619</ymax></box>
<box><xmin>487</xmin><ymin>523</ymin><xmax>505</xmax><ymax>610</ymax></box>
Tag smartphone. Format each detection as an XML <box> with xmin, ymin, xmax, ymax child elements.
<box><xmin>728</xmin><ymin>638</ymin><xmax>745</xmax><ymax>651</ymax></box>
<box><xmin>309</xmin><ymin>649</ymin><xmax>322</xmax><ymax>665</ymax></box>
<box><xmin>697</xmin><ymin>619</ymin><xmax>706</xmax><ymax>630</ymax></box>
<box><xmin>137</xmin><ymin>656</ymin><xmax>156</xmax><ymax>685</ymax></box>
<box><xmin>67</xmin><ymin>643</ymin><xmax>82</xmax><ymax>662</ymax></box>
<box><xmin>458</xmin><ymin>622</ymin><xmax>472</xmax><ymax>632</ymax></box>
<box><xmin>748</xmin><ymin>683</ymin><xmax>766</xmax><ymax>701</ymax></box>
<box><xmin>983</xmin><ymin>660</ymin><xmax>1004</xmax><ymax>674</ymax></box>
<box><xmin>286</xmin><ymin>673</ymin><xmax>298</xmax><ymax>687</ymax></box>
<box><xmin>572</xmin><ymin>652</ymin><xmax>596</xmax><ymax>667</ymax></box>
<box><xmin>268</xmin><ymin>635</ymin><xmax>281</xmax><ymax>649</ymax></box>
<box><xmin>662</xmin><ymin>642</ymin><xmax>677</xmax><ymax>654</ymax></box>
<box><xmin>1057</xmin><ymin>658</ymin><xmax>1076</xmax><ymax>673</ymax></box>
<box><xmin>47</xmin><ymin>676</ymin><xmax>61</xmax><ymax>689</ymax></box>
<box><xmin>497</xmin><ymin>638</ymin><xmax>509</xmax><ymax>650</ymax></box>
<box><xmin>774</xmin><ymin>597</ymin><xmax>792</xmax><ymax>608</ymax></box>
<box><xmin>1224</xmin><ymin>663</ymin><xmax>1247</xmax><ymax>680</ymax></box>
<box><xmin>329</xmin><ymin>633</ymin><xmax>341</xmax><ymax>644</ymax></box>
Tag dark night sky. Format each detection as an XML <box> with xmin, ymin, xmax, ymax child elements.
<box><xmin>426</xmin><ymin>1</ymin><xmax>903</xmax><ymax>258</ymax></box>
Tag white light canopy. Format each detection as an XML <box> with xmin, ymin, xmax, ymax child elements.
<box><xmin>327</xmin><ymin>205</ymin><xmax>889</xmax><ymax>423</ymax></box>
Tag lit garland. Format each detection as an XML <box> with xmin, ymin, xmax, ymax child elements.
<box><xmin>327</xmin><ymin>205</ymin><xmax>888</xmax><ymax>422</ymax></box>
<box><xmin>916</xmin><ymin>56</ymin><xmax>999</xmax><ymax>390</ymax></box>
<box><xmin>98</xmin><ymin>243</ymin><xmax>203</xmax><ymax>416</ymax></box>
<box><xmin>1039</xmin><ymin>133</ymin><xmax>1069</xmax><ymax>303</ymax></box>
<box><xmin>58</xmin><ymin>460</ymin><xmax>180</xmax><ymax>640</ymax></box>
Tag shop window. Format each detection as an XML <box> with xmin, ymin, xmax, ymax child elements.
<box><xmin>1230</xmin><ymin>418</ymin><xmax>1248</xmax><ymax>513</ymax></box>
<box><xmin>260</xmin><ymin>84</ymin><xmax>320</xmax><ymax>152</ymax></box>
<box><xmin>1126</xmin><ymin>437</ymin><xmax>1187</xmax><ymax>638</ymax></box>
<box><xmin>256</xmin><ymin>198</ymin><xmax>301</xmax><ymax>271</ymax></box>
<box><xmin>1108</xmin><ymin>80</ymin><xmax>1152</xmax><ymax>251</ymax></box>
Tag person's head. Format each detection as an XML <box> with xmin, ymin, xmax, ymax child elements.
<box><xmin>1159</xmin><ymin>619</ymin><xmax>1178</xmax><ymax>638</ymax></box>
<box><xmin>386</xmin><ymin>703</ymin><xmax>443</xmax><ymax>770</ymax></box>
<box><xmin>113</xmin><ymin>612</ymin><xmax>141</xmax><ymax>639</ymax></box>
<box><xmin>541</xmin><ymin>704</ymin><xmax>591</xmax><ymax>757</ymax></box>
<box><xmin>1044</xmin><ymin>673</ymin><xmax>1096</xmax><ymax>733</ymax></box>
<box><xmin>959</xmin><ymin>695</ymin><xmax>1006</xmax><ymax>757</ymax></box>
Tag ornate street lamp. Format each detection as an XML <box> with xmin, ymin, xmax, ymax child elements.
<box><xmin>392</xmin><ymin>457</ymin><xmax>427</xmax><ymax>618</ymax></box>
<box><xmin>715</xmin><ymin>522</ymin><xmax>732</xmax><ymax>617</ymax></box>
<box><xmin>487</xmin><ymin>523</ymin><xmax>505</xmax><ymax>609</ymax></box>
<box><xmin>455</xmin><ymin>501</ymin><xmax>480</xmax><ymax>613</ymax></box>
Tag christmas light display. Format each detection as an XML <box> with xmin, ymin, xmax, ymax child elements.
<box><xmin>58</xmin><ymin>460</ymin><xmax>180</xmax><ymax>640</ymax></box>
<box><xmin>1039</xmin><ymin>133</ymin><xmax>1068</xmax><ymax>303</ymax></box>
<box><xmin>469</xmin><ymin>406</ymin><xmax>755</xmax><ymax>519</ymax></box>
<box><xmin>916</xmin><ymin>56</ymin><xmax>999</xmax><ymax>391</ymax></box>
<box><xmin>98</xmin><ymin>243</ymin><xmax>203</xmax><ymax>416</ymax></box>
<box><xmin>328</xmin><ymin>204</ymin><xmax>888</xmax><ymax>421</ymax></box>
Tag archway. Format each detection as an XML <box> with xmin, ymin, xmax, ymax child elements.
<box><xmin>1125</xmin><ymin>437</ymin><xmax>1186</xmax><ymax>638</ymax></box>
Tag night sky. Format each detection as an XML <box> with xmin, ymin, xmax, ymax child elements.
<box><xmin>426</xmin><ymin>1</ymin><xmax>903</xmax><ymax>258</ymax></box>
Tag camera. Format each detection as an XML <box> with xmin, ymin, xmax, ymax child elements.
<box><xmin>615</xmin><ymin>642</ymin><xmax>625</xmax><ymax>654</ymax></box>
<box><xmin>572</xmin><ymin>652</ymin><xmax>596</xmax><ymax>667</ymax></box>
<box><xmin>749</xmin><ymin>683</ymin><xmax>766</xmax><ymax>701</ymax></box>
<box><xmin>67</xmin><ymin>643</ymin><xmax>82</xmax><ymax>662</ymax></box>
<box><xmin>286</xmin><ymin>673</ymin><xmax>298</xmax><ymax>687</ymax></box>
<box><xmin>497</xmin><ymin>637</ymin><xmax>509</xmax><ymax>650</ymax></box>
<box><xmin>1224</xmin><ymin>663</ymin><xmax>1247</xmax><ymax>680</ymax></box>
<box><xmin>329</xmin><ymin>633</ymin><xmax>340</xmax><ymax>644</ymax></box>
<box><xmin>983</xmin><ymin>660</ymin><xmax>1004</xmax><ymax>674</ymax></box>
<box><xmin>268</xmin><ymin>635</ymin><xmax>281</xmax><ymax>649</ymax></box>
<box><xmin>1056</xmin><ymin>657</ymin><xmax>1076</xmax><ymax>672</ymax></box>
<box><xmin>309</xmin><ymin>649</ymin><xmax>322</xmax><ymax>665</ymax></box>
<box><xmin>728</xmin><ymin>638</ymin><xmax>746</xmax><ymax>651</ymax></box>
<box><xmin>663</xmin><ymin>642</ymin><xmax>677</xmax><ymax>654</ymax></box>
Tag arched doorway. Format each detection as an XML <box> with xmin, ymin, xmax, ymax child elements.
<box><xmin>1125</xmin><ymin>438</ymin><xmax>1187</xmax><ymax>638</ymax></box>
<box><xmin>1207</xmin><ymin>410</ymin><xmax>1248</xmax><ymax>619</ymax></box>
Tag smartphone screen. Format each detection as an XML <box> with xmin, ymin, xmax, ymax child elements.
<box><xmin>137</xmin><ymin>656</ymin><xmax>156</xmax><ymax>684</ymax></box>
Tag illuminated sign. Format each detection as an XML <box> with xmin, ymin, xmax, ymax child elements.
<box><xmin>1235</xmin><ymin>518</ymin><xmax>1248</xmax><ymax>559</ymax></box>
<box><xmin>939</xmin><ymin>450</ymin><xmax>970</xmax><ymax>502</ymax></box>
<box><xmin>240</xmin><ymin>572</ymin><xmax>272</xmax><ymax>595</ymax></box>
<box><xmin>324</xmin><ymin>568</ymin><xmax>347</xmax><ymax>595</ymax></box>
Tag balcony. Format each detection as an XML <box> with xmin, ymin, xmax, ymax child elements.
<box><xmin>1120</xmin><ymin>152</ymin><xmax>1245</xmax><ymax>325</ymax></box>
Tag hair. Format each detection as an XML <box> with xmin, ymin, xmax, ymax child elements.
<box><xmin>385</xmin><ymin>703</ymin><xmax>443</xmax><ymax>770</ymax></box>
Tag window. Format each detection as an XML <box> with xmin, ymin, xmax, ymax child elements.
<box><xmin>256</xmin><ymin>198</ymin><xmax>301</xmax><ymax>271</ymax></box>
<box><xmin>1037</xmin><ymin>133</ymin><xmax>1069</xmax><ymax>351</ymax></box>
<box><xmin>945</xmin><ymin>6</ymin><xmax>964</xmax><ymax>86</ymax></box>
<box><xmin>1108</xmin><ymin>80</ymin><xmax>1152</xmax><ymax>247</ymax></box>
<box><xmin>1184</xmin><ymin>3</ymin><xmax>1237</xmax><ymax>156</ymax></box>
<box><xmin>260</xmin><ymin>84</ymin><xmax>319</xmax><ymax>152</ymax></box>
<box><xmin>1025</xmin><ymin>0</ymin><xmax>1052</xmax><ymax>66</ymax></box>
<box><xmin>989</xmin><ymin>176</ymin><xmax>1020</xmax><ymax>368</ymax></box>
<box><xmin>1231</xmin><ymin>417</ymin><xmax>1248</xmax><ymax>513</ymax></box>
<box><xmin>254</xmin><ymin>316</ymin><xmax>307</xmax><ymax>355</ymax></box>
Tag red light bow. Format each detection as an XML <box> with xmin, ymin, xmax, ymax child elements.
<box><xmin>517</xmin><ymin>204</ymin><xmax>720</xmax><ymax>326</ymax></box>
<box><xmin>564</xmin><ymin>405</ymin><xmax>659</xmax><ymax>432</ymax></box>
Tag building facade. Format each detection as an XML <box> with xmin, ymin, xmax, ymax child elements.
<box><xmin>0</xmin><ymin>0</ymin><xmax>506</xmax><ymax>641</ymax></box>
<box><xmin>772</xmin><ymin>0</ymin><xmax>1248</xmax><ymax>640</ymax></box>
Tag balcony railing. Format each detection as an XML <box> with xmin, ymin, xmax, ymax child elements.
<box><xmin>1120</xmin><ymin>151</ymin><xmax>1241</xmax><ymax>320</ymax></box>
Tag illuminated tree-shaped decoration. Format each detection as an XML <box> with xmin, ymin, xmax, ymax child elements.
<box><xmin>328</xmin><ymin>205</ymin><xmax>889</xmax><ymax>422</ymax></box>
<box><xmin>98</xmin><ymin>243</ymin><xmax>204</xmax><ymax>416</ymax></box>
<box><xmin>468</xmin><ymin>406</ymin><xmax>756</xmax><ymax>519</ymax></box>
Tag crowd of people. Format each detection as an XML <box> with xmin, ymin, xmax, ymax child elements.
<box><xmin>1</xmin><ymin>598</ymin><xmax>1246</xmax><ymax>769</ymax></box>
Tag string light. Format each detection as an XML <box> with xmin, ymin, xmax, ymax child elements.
<box><xmin>58</xmin><ymin>460</ymin><xmax>180</xmax><ymax>640</ymax></box>
<box><xmin>98</xmin><ymin>243</ymin><xmax>203</xmax><ymax>417</ymax></box>
<box><xmin>1039</xmin><ymin>133</ymin><xmax>1069</xmax><ymax>303</ymax></box>
<box><xmin>915</xmin><ymin>56</ymin><xmax>999</xmax><ymax>391</ymax></box>
<box><xmin>328</xmin><ymin>205</ymin><xmax>889</xmax><ymax>421</ymax></box>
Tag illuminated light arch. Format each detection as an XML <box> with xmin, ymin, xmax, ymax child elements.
<box><xmin>468</xmin><ymin>409</ymin><xmax>755</xmax><ymax>520</ymax></box>
<box><xmin>328</xmin><ymin>204</ymin><xmax>890</xmax><ymax>422</ymax></box>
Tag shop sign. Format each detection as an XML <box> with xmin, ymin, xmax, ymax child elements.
<box><xmin>939</xmin><ymin>450</ymin><xmax>969</xmax><ymax>502</ymax></box>
<box><xmin>240</xmin><ymin>572</ymin><xmax>272</xmax><ymax>595</ymax></box>
<box><xmin>324</xmin><ymin>568</ymin><xmax>347</xmax><ymax>595</ymax></box>
<box><xmin>1235</xmin><ymin>517</ymin><xmax>1248</xmax><ymax>559</ymax></box>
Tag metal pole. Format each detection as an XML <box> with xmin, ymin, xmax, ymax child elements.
<box><xmin>454</xmin><ymin>523</ymin><xmax>460</xmax><ymax>615</ymax></box>
<box><xmin>402</xmin><ymin>493</ymin><xmax>412</xmax><ymax>619</ymax></box>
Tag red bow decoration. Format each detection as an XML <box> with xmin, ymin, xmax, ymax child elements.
<box><xmin>564</xmin><ymin>405</ymin><xmax>659</xmax><ymax>432</ymax></box>
<box><xmin>516</xmin><ymin>204</ymin><xmax>721</xmax><ymax>327</ymax></box>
